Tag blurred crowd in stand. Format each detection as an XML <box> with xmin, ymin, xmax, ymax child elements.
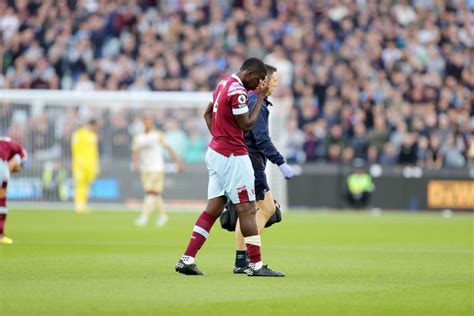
<box><xmin>0</xmin><ymin>0</ymin><xmax>472</xmax><ymax>167</ymax></box>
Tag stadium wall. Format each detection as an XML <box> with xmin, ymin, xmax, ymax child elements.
<box><xmin>289</xmin><ymin>164</ymin><xmax>474</xmax><ymax>211</ymax></box>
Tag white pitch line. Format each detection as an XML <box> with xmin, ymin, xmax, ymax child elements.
<box><xmin>271</xmin><ymin>244</ymin><xmax>474</xmax><ymax>254</ymax></box>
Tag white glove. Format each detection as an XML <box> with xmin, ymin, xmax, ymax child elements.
<box><xmin>278</xmin><ymin>163</ymin><xmax>294</xmax><ymax>180</ymax></box>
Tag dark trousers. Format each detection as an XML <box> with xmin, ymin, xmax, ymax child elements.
<box><xmin>346</xmin><ymin>191</ymin><xmax>370</xmax><ymax>209</ymax></box>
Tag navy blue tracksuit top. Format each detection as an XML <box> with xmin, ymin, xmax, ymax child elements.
<box><xmin>245</xmin><ymin>91</ymin><xmax>285</xmax><ymax>170</ymax></box>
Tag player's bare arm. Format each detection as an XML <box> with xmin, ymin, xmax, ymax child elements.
<box><xmin>163</xmin><ymin>142</ymin><xmax>184</xmax><ymax>174</ymax></box>
<box><xmin>234</xmin><ymin>78</ymin><xmax>269</xmax><ymax>132</ymax></box>
<box><xmin>203</xmin><ymin>101</ymin><xmax>213</xmax><ymax>134</ymax></box>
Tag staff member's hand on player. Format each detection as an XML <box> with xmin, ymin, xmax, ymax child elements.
<box><xmin>278</xmin><ymin>163</ymin><xmax>294</xmax><ymax>180</ymax></box>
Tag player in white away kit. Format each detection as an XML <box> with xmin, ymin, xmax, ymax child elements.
<box><xmin>132</xmin><ymin>115</ymin><xmax>184</xmax><ymax>227</ymax></box>
<box><xmin>176</xmin><ymin>58</ymin><xmax>284</xmax><ymax>276</ymax></box>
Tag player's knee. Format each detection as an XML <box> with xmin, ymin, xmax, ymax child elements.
<box><xmin>205</xmin><ymin>196</ymin><xmax>227</xmax><ymax>217</ymax></box>
<box><xmin>236</xmin><ymin>203</ymin><xmax>257</xmax><ymax>218</ymax></box>
<box><xmin>248</xmin><ymin>206</ymin><xmax>257</xmax><ymax>217</ymax></box>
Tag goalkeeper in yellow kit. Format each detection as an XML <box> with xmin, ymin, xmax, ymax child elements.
<box><xmin>71</xmin><ymin>119</ymin><xmax>99</xmax><ymax>213</ymax></box>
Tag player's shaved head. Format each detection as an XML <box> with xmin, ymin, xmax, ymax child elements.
<box><xmin>240</xmin><ymin>57</ymin><xmax>267</xmax><ymax>76</ymax></box>
<box><xmin>238</xmin><ymin>57</ymin><xmax>267</xmax><ymax>90</ymax></box>
<box><xmin>240</xmin><ymin>58</ymin><xmax>267</xmax><ymax>77</ymax></box>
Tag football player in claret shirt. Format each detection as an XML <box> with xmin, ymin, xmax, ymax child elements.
<box><xmin>175</xmin><ymin>57</ymin><xmax>284</xmax><ymax>277</ymax></box>
<box><xmin>232</xmin><ymin>64</ymin><xmax>294</xmax><ymax>274</ymax></box>
<box><xmin>0</xmin><ymin>137</ymin><xmax>27</xmax><ymax>245</ymax></box>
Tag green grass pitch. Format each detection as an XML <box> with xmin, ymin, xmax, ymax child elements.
<box><xmin>0</xmin><ymin>209</ymin><xmax>472</xmax><ymax>315</ymax></box>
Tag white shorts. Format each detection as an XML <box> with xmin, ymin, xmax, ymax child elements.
<box><xmin>205</xmin><ymin>148</ymin><xmax>255</xmax><ymax>204</ymax></box>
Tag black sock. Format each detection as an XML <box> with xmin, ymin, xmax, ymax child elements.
<box><xmin>235</xmin><ymin>250</ymin><xmax>248</xmax><ymax>267</ymax></box>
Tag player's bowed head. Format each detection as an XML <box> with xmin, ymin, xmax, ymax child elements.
<box><xmin>237</xmin><ymin>57</ymin><xmax>268</xmax><ymax>91</ymax></box>
<box><xmin>232</xmin><ymin>58</ymin><xmax>270</xmax><ymax>132</ymax></box>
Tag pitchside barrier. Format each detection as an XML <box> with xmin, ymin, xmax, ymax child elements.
<box><xmin>289</xmin><ymin>164</ymin><xmax>474</xmax><ymax>211</ymax></box>
<box><xmin>0</xmin><ymin>89</ymin><xmax>291</xmax><ymax>211</ymax></box>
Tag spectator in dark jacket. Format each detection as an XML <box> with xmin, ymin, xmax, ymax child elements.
<box><xmin>398</xmin><ymin>134</ymin><xmax>418</xmax><ymax>165</ymax></box>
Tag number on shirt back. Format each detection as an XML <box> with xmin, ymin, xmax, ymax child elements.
<box><xmin>213</xmin><ymin>91</ymin><xmax>221</xmax><ymax>113</ymax></box>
